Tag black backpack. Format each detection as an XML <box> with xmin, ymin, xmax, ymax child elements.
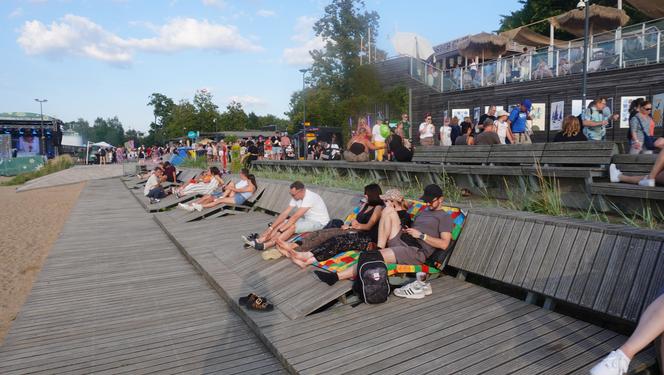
<box><xmin>353</xmin><ymin>251</ymin><xmax>390</xmax><ymax>304</ymax></box>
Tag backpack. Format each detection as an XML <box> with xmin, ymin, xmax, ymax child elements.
<box><xmin>353</xmin><ymin>251</ymin><xmax>390</xmax><ymax>304</ymax></box>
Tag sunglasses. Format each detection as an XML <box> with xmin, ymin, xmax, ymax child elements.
<box><xmin>644</xmin><ymin>107</ymin><xmax>653</xmax><ymax>111</ymax></box>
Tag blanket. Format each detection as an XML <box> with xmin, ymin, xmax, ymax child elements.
<box><xmin>313</xmin><ymin>250</ymin><xmax>441</xmax><ymax>276</ymax></box>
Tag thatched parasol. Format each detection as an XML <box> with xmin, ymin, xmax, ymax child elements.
<box><xmin>458</xmin><ymin>32</ymin><xmax>508</xmax><ymax>60</ymax></box>
<box><xmin>625</xmin><ymin>0</ymin><xmax>664</xmax><ymax>19</ymax></box>
<box><xmin>550</xmin><ymin>4</ymin><xmax>629</xmax><ymax>37</ymax></box>
<box><xmin>500</xmin><ymin>26</ymin><xmax>568</xmax><ymax>48</ymax></box>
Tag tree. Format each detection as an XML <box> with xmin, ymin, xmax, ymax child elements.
<box><xmin>311</xmin><ymin>0</ymin><xmax>380</xmax><ymax>97</ymax></box>
<box><xmin>247</xmin><ymin>112</ymin><xmax>260</xmax><ymax>129</ymax></box>
<box><xmin>63</xmin><ymin>118</ymin><xmax>91</xmax><ymax>143</ymax></box>
<box><xmin>165</xmin><ymin>100</ymin><xmax>197</xmax><ymax>138</ymax></box>
<box><xmin>219</xmin><ymin>101</ymin><xmax>249</xmax><ymax>131</ymax></box>
<box><xmin>193</xmin><ymin>89</ymin><xmax>220</xmax><ymax>132</ymax></box>
<box><xmin>499</xmin><ymin>0</ymin><xmax>649</xmax><ymax>39</ymax></box>
<box><xmin>147</xmin><ymin>93</ymin><xmax>175</xmax><ymax>144</ymax></box>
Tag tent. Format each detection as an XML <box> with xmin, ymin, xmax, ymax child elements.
<box><xmin>91</xmin><ymin>141</ymin><xmax>113</xmax><ymax>148</ymax></box>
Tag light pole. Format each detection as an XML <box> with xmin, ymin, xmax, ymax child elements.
<box><xmin>34</xmin><ymin>98</ymin><xmax>47</xmax><ymax>156</ymax></box>
<box><xmin>299</xmin><ymin>68</ymin><xmax>310</xmax><ymax>158</ymax></box>
<box><xmin>578</xmin><ymin>0</ymin><xmax>590</xmax><ymax>108</ymax></box>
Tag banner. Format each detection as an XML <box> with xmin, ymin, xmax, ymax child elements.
<box><xmin>550</xmin><ymin>101</ymin><xmax>564</xmax><ymax>131</ymax></box>
<box><xmin>653</xmin><ymin>93</ymin><xmax>664</xmax><ymax>127</ymax></box>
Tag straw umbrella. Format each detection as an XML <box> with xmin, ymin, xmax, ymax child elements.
<box><xmin>550</xmin><ymin>4</ymin><xmax>629</xmax><ymax>37</ymax></box>
<box><xmin>457</xmin><ymin>32</ymin><xmax>509</xmax><ymax>61</ymax></box>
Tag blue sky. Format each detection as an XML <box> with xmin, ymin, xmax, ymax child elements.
<box><xmin>0</xmin><ymin>0</ymin><xmax>522</xmax><ymax>132</ymax></box>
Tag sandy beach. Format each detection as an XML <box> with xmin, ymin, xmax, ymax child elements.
<box><xmin>0</xmin><ymin>181</ymin><xmax>84</xmax><ymax>343</ymax></box>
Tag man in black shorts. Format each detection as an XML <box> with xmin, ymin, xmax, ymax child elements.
<box><xmin>314</xmin><ymin>184</ymin><xmax>453</xmax><ymax>286</ymax></box>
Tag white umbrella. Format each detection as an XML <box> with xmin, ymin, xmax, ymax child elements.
<box><xmin>391</xmin><ymin>32</ymin><xmax>434</xmax><ymax>60</ymax></box>
<box><xmin>91</xmin><ymin>141</ymin><xmax>114</xmax><ymax>148</ymax></box>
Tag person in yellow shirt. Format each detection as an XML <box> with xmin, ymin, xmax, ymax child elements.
<box><xmin>371</xmin><ymin>120</ymin><xmax>387</xmax><ymax>161</ymax></box>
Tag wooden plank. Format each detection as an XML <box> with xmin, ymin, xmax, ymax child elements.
<box><xmin>521</xmin><ymin>223</ymin><xmax>557</xmax><ymax>290</ymax></box>
<box><xmin>486</xmin><ymin>217</ymin><xmax>517</xmax><ymax>279</ymax></box>
<box><xmin>579</xmin><ymin>234</ymin><xmax>621</xmax><ymax>309</ymax></box>
<box><xmin>623</xmin><ymin>240</ymin><xmax>664</xmax><ymax>321</ymax></box>
<box><xmin>542</xmin><ymin>226</ymin><xmax>580</xmax><ymax>296</ymax></box>
<box><xmin>565</xmin><ymin>230</ymin><xmax>604</xmax><ymax>304</ymax></box>
<box><xmin>511</xmin><ymin>222</ymin><xmax>545</xmax><ymax>286</ymax></box>
<box><xmin>595</xmin><ymin>236</ymin><xmax>644</xmax><ymax>315</ymax></box>
<box><xmin>502</xmin><ymin>220</ymin><xmax>536</xmax><ymax>284</ymax></box>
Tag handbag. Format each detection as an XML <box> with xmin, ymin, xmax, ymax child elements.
<box><xmin>636</xmin><ymin>116</ymin><xmax>656</xmax><ymax>151</ymax></box>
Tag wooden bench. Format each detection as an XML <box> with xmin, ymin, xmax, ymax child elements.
<box><xmin>446</xmin><ymin>208</ymin><xmax>663</xmax><ymax>373</ymax></box>
<box><xmin>527</xmin><ymin>141</ymin><xmax>618</xmax><ymax>178</ymax></box>
<box><xmin>469</xmin><ymin>144</ymin><xmax>546</xmax><ymax>175</ymax></box>
<box><xmin>412</xmin><ymin>146</ymin><xmax>448</xmax><ymax>164</ymax></box>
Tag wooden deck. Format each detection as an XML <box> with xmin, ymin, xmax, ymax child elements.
<box><xmin>16</xmin><ymin>165</ymin><xmax>124</xmax><ymax>192</ymax></box>
<box><xmin>0</xmin><ymin>179</ymin><xmax>284</xmax><ymax>374</ymax></box>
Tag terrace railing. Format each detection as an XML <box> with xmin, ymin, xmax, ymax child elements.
<box><xmin>409</xmin><ymin>18</ymin><xmax>664</xmax><ymax>93</ymax></box>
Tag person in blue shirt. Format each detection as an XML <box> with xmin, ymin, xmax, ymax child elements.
<box><xmin>508</xmin><ymin>99</ymin><xmax>532</xmax><ymax>144</ymax></box>
<box><xmin>582</xmin><ymin>97</ymin><xmax>619</xmax><ymax>141</ymax></box>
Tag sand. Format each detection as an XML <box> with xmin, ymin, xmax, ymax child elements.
<box><xmin>0</xmin><ymin>181</ymin><xmax>84</xmax><ymax>343</ymax></box>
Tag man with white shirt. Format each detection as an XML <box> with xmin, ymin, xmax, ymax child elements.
<box><xmin>243</xmin><ymin>181</ymin><xmax>330</xmax><ymax>251</ymax></box>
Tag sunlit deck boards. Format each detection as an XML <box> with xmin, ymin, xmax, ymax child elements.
<box><xmin>0</xmin><ymin>179</ymin><xmax>284</xmax><ymax>374</ymax></box>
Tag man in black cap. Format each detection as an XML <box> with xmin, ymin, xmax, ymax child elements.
<box><xmin>314</xmin><ymin>184</ymin><xmax>453</xmax><ymax>287</ymax></box>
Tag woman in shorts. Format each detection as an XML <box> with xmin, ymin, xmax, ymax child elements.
<box><xmin>180</xmin><ymin>168</ymin><xmax>257</xmax><ymax>212</ymax></box>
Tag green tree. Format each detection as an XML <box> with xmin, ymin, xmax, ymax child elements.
<box><xmin>219</xmin><ymin>101</ymin><xmax>248</xmax><ymax>131</ymax></box>
<box><xmin>247</xmin><ymin>111</ymin><xmax>260</xmax><ymax>129</ymax></box>
<box><xmin>147</xmin><ymin>93</ymin><xmax>175</xmax><ymax>144</ymax></box>
<box><xmin>193</xmin><ymin>89</ymin><xmax>220</xmax><ymax>132</ymax></box>
<box><xmin>63</xmin><ymin>118</ymin><xmax>91</xmax><ymax>143</ymax></box>
<box><xmin>165</xmin><ymin>100</ymin><xmax>197</xmax><ymax>138</ymax></box>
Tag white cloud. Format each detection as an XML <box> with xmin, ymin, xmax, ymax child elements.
<box><xmin>202</xmin><ymin>0</ymin><xmax>226</xmax><ymax>9</ymax></box>
<box><xmin>282</xmin><ymin>15</ymin><xmax>324</xmax><ymax>66</ymax></box>
<box><xmin>8</xmin><ymin>8</ymin><xmax>24</xmax><ymax>18</ymax></box>
<box><xmin>256</xmin><ymin>9</ymin><xmax>276</xmax><ymax>18</ymax></box>
<box><xmin>228</xmin><ymin>95</ymin><xmax>267</xmax><ymax>107</ymax></box>
<box><xmin>17</xmin><ymin>14</ymin><xmax>262</xmax><ymax>65</ymax></box>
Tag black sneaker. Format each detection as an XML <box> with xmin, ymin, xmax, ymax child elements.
<box><xmin>254</xmin><ymin>242</ymin><xmax>265</xmax><ymax>251</ymax></box>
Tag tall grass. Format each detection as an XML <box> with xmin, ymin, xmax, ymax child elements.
<box><xmin>1</xmin><ymin>155</ymin><xmax>74</xmax><ymax>186</ymax></box>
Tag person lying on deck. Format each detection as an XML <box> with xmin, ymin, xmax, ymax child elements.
<box><xmin>590</xmin><ymin>284</ymin><xmax>664</xmax><ymax>375</ymax></box>
<box><xmin>243</xmin><ymin>181</ymin><xmax>330</xmax><ymax>251</ymax></box>
<box><xmin>179</xmin><ymin>168</ymin><xmax>257</xmax><ymax>212</ymax></box>
<box><xmin>275</xmin><ymin>184</ymin><xmax>385</xmax><ymax>267</ymax></box>
<box><xmin>173</xmin><ymin>167</ymin><xmax>223</xmax><ymax>198</ymax></box>
<box><xmin>609</xmin><ymin>137</ymin><xmax>664</xmax><ymax>187</ymax></box>
<box><xmin>314</xmin><ymin>184</ymin><xmax>452</xmax><ymax>286</ymax></box>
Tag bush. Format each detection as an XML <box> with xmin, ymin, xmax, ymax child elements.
<box><xmin>179</xmin><ymin>157</ymin><xmax>208</xmax><ymax>169</ymax></box>
<box><xmin>1</xmin><ymin>155</ymin><xmax>74</xmax><ymax>186</ymax></box>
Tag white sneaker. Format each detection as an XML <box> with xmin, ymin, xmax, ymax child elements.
<box><xmin>179</xmin><ymin>203</ymin><xmax>195</xmax><ymax>212</ymax></box>
<box><xmin>241</xmin><ymin>236</ymin><xmax>255</xmax><ymax>247</ymax></box>
<box><xmin>609</xmin><ymin>164</ymin><xmax>622</xmax><ymax>183</ymax></box>
<box><xmin>394</xmin><ymin>281</ymin><xmax>426</xmax><ymax>299</ymax></box>
<box><xmin>589</xmin><ymin>350</ymin><xmax>630</xmax><ymax>375</ymax></box>
<box><xmin>177</xmin><ymin>203</ymin><xmax>187</xmax><ymax>210</ymax></box>
<box><xmin>638</xmin><ymin>178</ymin><xmax>655</xmax><ymax>187</ymax></box>
<box><xmin>422</xmin><ymin>282</ymin><xmax>432</xmax><ymax>296</ymax></box>
<box><xmin>193</xmin><ymin>203</ymin><xmax>203</xmax><ymax>211</ymax></box>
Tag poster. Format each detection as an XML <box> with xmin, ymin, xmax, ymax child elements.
<box><xmin>473</xmin><ymin>107</ymin><xmax>481</xmax><ymax>125</ymax></box>
<box><xmin>530</xmin><ymin>103</ymin><xmax>546</xmax><ymax>131</ymax></box>
<box><xmin>451</xmin><ymin>108</ymin><xmax>469</xmax><ymax>122</ymax></box>
<box><xmin>653</xmin><ymin>93</ymin><xmax>664</xmax><ymax>127</ymax></box>
<box><xmin>0</xmin><ymin>134</ymin><xmax>10</xmax><ymax>159</ymax></box>
<box><xmin>621</xmin><ymin>96</ymin><xmax>646</xmax><ymax>128</ymax></box>
<box><xmin>550</xmin><ymin>100</ymin><xmax>565</xmax><ymax>131</ymax></box>
<box><xmin>571</xmin><ymin>99</ymin><xmax>585</xmax><ymax>116</ymax></box>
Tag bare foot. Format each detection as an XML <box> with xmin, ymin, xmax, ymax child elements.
<box><xmin>291</xmin><ymin>257</ymin><xmax>309</xmax><ymax>269</ymax></box>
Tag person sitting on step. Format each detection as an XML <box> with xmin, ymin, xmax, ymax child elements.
<box><xmin>275</xmin><ymin>184</ymin><xmax>385</xmax><ymax>267</ymax></box>
<box><xmin>313</xmin><ymin>184</ymin><xmax>452</xmax><ymax>286</ymax></box>
<box><xmin>179</xmin><ymin>168</ymin><xmax>257</xmax><ymax>212</ymax></box>
<box><xmin>609</xmin><ymin>137</ymin><xmax>664</xmax><ymax>187</ymax></box>
<box><xmin>173</xmin><ymin>167</ymin><xmax>223</xmax><ymax>198</ymax></box>
<box><xmin>243</xmin><ymin>181</ymin><xmax>330</xmax><ymax>251</ymax></box>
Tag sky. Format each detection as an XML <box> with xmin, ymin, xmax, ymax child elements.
<box><xmin>0</xmin><ymin>0</ymin><xmax>522</xmax><ymax>132</ymax></box>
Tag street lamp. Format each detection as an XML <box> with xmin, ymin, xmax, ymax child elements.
<box><xmin>299</xmin><ymin>68</ymin><xmax>310</xmax><ymax>158</ymax></box>
<box><xmin>578</xmin><ymin>0</ymin><xmax>590</xmax><ymax>108</ymax></box>
<box><xmin>34</xmin><ymin>98</ymin><xmax>47</xmax><ymax>156</ymax></box>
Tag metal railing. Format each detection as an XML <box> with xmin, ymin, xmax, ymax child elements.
<box><xmin>409</xmin><ymin>19</ymin><xmax>664</xmax><ymax>93</ymax></box>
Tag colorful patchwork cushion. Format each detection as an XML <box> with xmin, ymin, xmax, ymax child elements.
<box><xmin>313</xmin><ymin>250</ymin><xmax>441</xmax><ymax>276</ymax></box>
<box><xmin>404</xmin><ymin>199</ymin><xmax>465</xmax><ymax>241</ymax></box>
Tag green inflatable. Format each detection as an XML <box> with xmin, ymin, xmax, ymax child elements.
<box><xmin>380</xmin><ymin>124</ymin><xmax>391</xmax><ymax>138</ymax></box>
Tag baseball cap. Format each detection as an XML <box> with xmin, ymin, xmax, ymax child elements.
<box><xmin>522</xmin><ymin>99</ymin><xmax>532</xmax><ymax>111</ymax></box>
<box><xmin>420</xmin><ymin>184</ymin><xmax>444</xmax><ymax>203</ymax></box>
<box><xmin>380</xmin><ymin>189</ymin><xmax>404</xmax><ymax>202</ymax></box>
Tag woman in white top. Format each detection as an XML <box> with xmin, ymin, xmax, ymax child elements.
<box><xmin>181</xmin><ymin>168</ymin><xmax>257</xmax><ymax>212</ymax></box>
<box><xmin>419</xmin><ymin>113</ymin><xmax>435</xmax><ymax>146</ymax></box>
<box><xmin>494</xmin><ymin>110</ymin><xmax>514</xmax><ymax>144</ymax></box>
<box><xmin>439</xmin><ymin>116</ymin><xmax>453</xmax><ymax>146</ymax></box>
